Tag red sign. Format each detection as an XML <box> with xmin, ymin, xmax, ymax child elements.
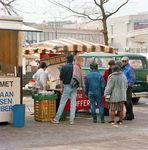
<box><xmin>39</xmin><ymin>53</ymin><xmax>66</xmax><ymax>66</ymax></box>
<box><xmin>40</xmin><ymin>53</ymin><xmax>64</xmax><ymax>59</ymax></box>
<box><xmin>63</xmin><ymin>90</ymin><xmax>106</xmax><ymax>111</ymax></box>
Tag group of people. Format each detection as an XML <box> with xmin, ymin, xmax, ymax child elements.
<box><xmin>33</xmin><ymin>53</ymin><xmax>136</xmax><ymax>125</ymax></box>
<box><xmin>33</xmin><ymin>54</ymin><xmax>84</xmax><ymax>125</ymax></box>
<box><xmin>104</xmin><ymin>57</ymin><xmax>136</xmax><ymax>124</ymax></box>
<box><xmin>84</xmin><ymin>56</ymin><xmax>135</xmax><ymax>125</ymax></box>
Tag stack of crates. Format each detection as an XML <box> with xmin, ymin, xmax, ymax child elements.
<box><xmin>32</xmin><ymin>92</ymin><xmax>58</xmax><ymax>122</ymax></box>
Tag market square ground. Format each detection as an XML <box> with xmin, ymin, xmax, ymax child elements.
<box><xmin>0</xmin><ymin>95</ymin><xmax>148</xmax><ymax>150</ymax></box>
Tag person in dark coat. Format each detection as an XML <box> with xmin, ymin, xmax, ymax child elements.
<box><xmin>51</xmin><ymin>54</ymin><xmax>84</xmax><ymax>125</ymax></box>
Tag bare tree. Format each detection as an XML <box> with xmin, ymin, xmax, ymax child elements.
<box><xmin>47</xmin><ymin>0</ymin><xmax>129</xmax><ymax>45</ymax></box>
<box><xmin>0</xmin><ymin>0</ymin><xmax>18</xmax><ymax>15</ymax></box>
<box><xmin>0</xmin><ymin>0</ymin><xmax>43</xmax><ymax>19</ymax></box>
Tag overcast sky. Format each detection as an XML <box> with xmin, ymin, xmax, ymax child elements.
<box><xmin>111</xmin><ymin>0</ymin><xmax>148</xmax><ymax>17</ymax></box>
<box><xmin>1</xmin><ymin>0</ymin><xmax>148</xmax><ymax>23</ymax></box>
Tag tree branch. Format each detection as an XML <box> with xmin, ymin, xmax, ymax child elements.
<box><xmin>7</xmin><ymin>0</ymin><xmax>16</xmax><ymax>5</ymax></box>
<box><xmin>94</xmin><ymin>0</ymin><xmax>101</xmax><ymax>7</ymax></box>
<box><xmin>102</xmin><ymin>0</ymin><xmax>109</xmax><ymax>4</ymax></box>
<box><xmin>47</xmin><ymin>0</ymin><xmax>103</xmax><ymax>21</ymax></box>
<box><xmin>106</xmin><ymin>0</ymin><xmax>129</xmax><ymax>18</ymax></box>
<box><xmin>0</xmin><ymin>0</ymin><xmax>17</xmax><ymax>15</ymax></box>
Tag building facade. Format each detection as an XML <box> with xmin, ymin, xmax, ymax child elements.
<box><xmin>107</xmin><ymin>12</ymin><xmax>148</xmax><ymax>52</ymax></box>
<box><xmin>64</xmin><ymin>12</ymin><xmax>148</xmax><ymax>53</ymax></box>
<box><xmin>23</xmin><ymin>26</ymin><xmax>103</xmax><ymax>47</ymax></box>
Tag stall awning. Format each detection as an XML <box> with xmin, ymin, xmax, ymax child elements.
<box><xmin>23</xmin><ymin>38</ymin><xmax>118</xmax><ymax>55</ymax></box>
<box><xmin>23</xmin><ymin>54</ymin><xmax>39</xmax><ymax>60</ymax></box>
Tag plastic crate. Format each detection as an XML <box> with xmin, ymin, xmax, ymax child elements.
<box><xmin>34</xmin><ymin>99</ymin><xmax>56</xmax><ymax>122</ymax></box>
<box><xmin>32</xmin><ymin>92</ymin><xmax>58</xmax><ymax>100</ymax></box>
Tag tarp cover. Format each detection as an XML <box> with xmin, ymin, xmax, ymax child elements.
<box><xmin>23</xmin><ymin>38</ymin><xmax>117</xmax><ymax>55</ymax></box>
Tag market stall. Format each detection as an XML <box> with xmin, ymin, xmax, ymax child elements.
<box><xmin>39</xmin><ymin>54</ymin><xmax>107</xmax><ymax>114</ymax></box>
<box><xmin>0</xmin><ymin>15</ymin><xmax>41</xmax><ymax>123</ymax></box>
<box><xmin>23</xmin><ymin>37</ymin><xmax>117</xmax><ymax>121</ymax></box>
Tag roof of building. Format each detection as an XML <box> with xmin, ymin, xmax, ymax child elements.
<box><xmin>0</xmin><ymin>15</ymin><xmax>42</xmax><ymax>32</ymax></box>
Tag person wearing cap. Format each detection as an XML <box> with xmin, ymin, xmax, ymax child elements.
<box><xmin>51</xmin><ymin>54</ymin><xmax>84</xmax><ymax>125</ymax></box>
<box><xmin>121</xmin><ymin>56</ymin><xmax>136</xmax><ymax>120</ymax></box>
<box><xmin>33</xmin><ymin>62</ymin><xmax>48</xmax><ymax>93</ymax></box>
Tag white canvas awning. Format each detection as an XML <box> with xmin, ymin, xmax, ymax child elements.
<box><xmin>22</xmin><ymin>54</ymin><xmax>39</xmax><ymax>60</ymax></box>
<box><xmin>126</xmin><ymin>28</ymin><xmax>148</xmax><ymax>44</ymax></box>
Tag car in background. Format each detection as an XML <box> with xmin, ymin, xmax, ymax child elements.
<box><xmin>78</xmin><ymin>52</ymin><xmax>148</xmax><ymax>102</ymax></box>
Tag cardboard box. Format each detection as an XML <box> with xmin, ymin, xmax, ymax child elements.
<box><xmin>27</xmin><ymin>65</ymin><xmax>32</xmax><ymax>72</ymax></box>
<box><xmin>32</xmin><ymin>66</ymin><xmax>37</xmax><ymax>72</ymax></box>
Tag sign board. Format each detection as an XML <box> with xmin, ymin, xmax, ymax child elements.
<box><xmin>63</xmin><ymin>90</ymin><xmax>106</xmax><ymax>111</ymax></box>
<box><xmin>134</xmin><ymin>22</ymin><xmax>148</xmax><ymax>30</ymax></box>
<box><xmin>0</xmin><ymin>77</ymin><xmax>20</xmax><ymax>123</ymax></box>
<box><xmin>40</xmin><ymin>54</ymin><xmax>67</xmax><ymax>66</ymax></box>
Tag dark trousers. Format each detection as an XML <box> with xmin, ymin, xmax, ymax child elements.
<box><xmin>124</xmin><ymin>87</ymin><xmax>134</xmax><ymax>119</ymax></box>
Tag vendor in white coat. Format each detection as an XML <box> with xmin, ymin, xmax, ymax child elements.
<box><xmin>33</xmin><ymin>62</ymin><xmax>47</xmax><ymax>93</ymax></box>
<box><xmin>45</xmin><ymin>65</ymin><xmax>61</xmax><ymax>88</ymax></box>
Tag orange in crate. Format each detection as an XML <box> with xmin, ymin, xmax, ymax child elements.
<box><xmin>34</xmin><ymin>99</ymin><xmax>56</xmax><ymax>122</ymax></box>
<box><xmin>43</xmin><ymin>101</ymin><xmax>47</xmax><ymax>108</ymax></box>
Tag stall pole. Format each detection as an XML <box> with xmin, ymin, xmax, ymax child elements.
<box><xmin>18</xmin><ymin>65</ymin><xmax>23</xmax><ymax>104</ymax></box>
<box><xmin>17</xmin><ymin>31</ymin><xmax>23</xmax><ymax>104</ymax></box>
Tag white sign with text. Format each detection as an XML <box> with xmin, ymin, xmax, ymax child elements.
<box><xmin>0</xmin><ymin>77</ymin><xmax>20</xmax><ymax>123</ymax></box>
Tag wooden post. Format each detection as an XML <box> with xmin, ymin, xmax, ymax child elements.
<box><xmin>18</xmin><ymin>31</ymin><xmax>23</xmax><ymax>104</ymax></box>
<box><xmin>18</xmin><ymin>31</ymin><xmax>23</xmax><ymax>66</ymax></box>
<box><xmin>18</xmin><ymin>66</ymin><xmax>23</xmax><ymax>104</ymax></box>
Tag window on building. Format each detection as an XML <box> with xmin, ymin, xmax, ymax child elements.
<box><xmin>111</xmin><ymin>38</ymin><xmax>114</xmax><ymax>46</ymax></box>
<box><xmin>111</xmin><ymin>25</ymin><xmax>113</xmax><ymax>35</ymax></box>
<box><xmin>76</xmin><ymin>34</ymin><xmax>79</xmax><ymax>39</ymax></box>
<box><xmin>26</xmin><ymin>32</ymin><xmax>33</xmax><ymax>44</ymax></box>
<box><xmin>127</xmin><ymin>23</ymin><xmax>130</xmax><ymax>32</ymax></box>
<box><xmin>79</xmin><ymin>34</ymin><xmax>83</xmax><ymax>40</ymax></box>
<box><xmin>126</xmin><ymin>39</ymin><xmax>129</xmax><ymax>47</ymax></box>
<box><xmin>71</xmin><ymin>33</ymin><xmax>76</xmax><ymax>39</ymax></box>
<box><xmin>28</xmin><ymin>32</ymin><xmax>33</xmax><ymax>41</ymax></box>
<box><xmin>33</xmin><ymin>32</ymin><xmax>37</xmax><ymax>42</ymax></box>
<box><xmin>40</xmin><ymin>32</ymin><xmax>44</xmax><ymax>42</ymax></box>
<box><xmin>45</xmin><ymin>32</ymin><xmax>49</xmax><ymax>41</ymax></box>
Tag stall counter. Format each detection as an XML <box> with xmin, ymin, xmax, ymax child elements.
<box><xmin>49</xmin><ymin>89</ymin><xmax>106</xmax><ymax>112</ymax></box>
